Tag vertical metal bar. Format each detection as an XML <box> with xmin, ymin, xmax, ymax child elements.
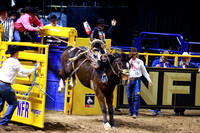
<box><xmin>174</xmin><ymin>54</ymin><xmax>178</xmax><ymax>67</ymax></box>
<box><xmin>42</xmin><ymin>0</ymin><xmax>45</xmax><ymax>18</ymax></box>
<box><xmin>145</xmin><ymin>54</ymin><xmax>149</xmax><ymax>67</ymax></box>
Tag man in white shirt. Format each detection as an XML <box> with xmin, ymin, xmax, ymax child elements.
<box><xmin>126</xmin><ymin>47</ymin><xmax>153</xmax><ymax>118</ymax></box>
<box><xmin>0</xmin><ymin>45</ymin><xmax>40</xmax><ymax>126</ymax></box>
<box><xmin>45</xmin><ymin>15</ymin><xmax>60</xmax><ymax>27</ymax></box>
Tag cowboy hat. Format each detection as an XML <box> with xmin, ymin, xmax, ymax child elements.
<box><xmin>5</xmin><ymin>45</ymin><xmax>24</xmax><ymax>55</ymax></box>
<box><xmin>129</xmin><ymin>47</ymin><xmax>138</xmax><ymax>54</ymax></box>
<box><xmin>162</xmin><ymin>51</ymin><xmax>170</xmax><ymax>55</ymax></box>
<box><xmin>96</xmin><ymin>19</ymin><xmax>109</xmax><ymax>27</ymax></box>
<box><xmin>182</xmin><ymin>52</ymin><xmax>190</xmax><ymax>56</ymax></box>
<box><xmin>182</xmin><ymin>52</ymin><xmax>191</xmax><ymax>58</ymax></box>
<box><xmin>49</xmin><ymin>14</ymin><xmax>58</xmax><ymax>21</ymax></box>
<box><xmin>25</xmin><ymin>6</ymin><xmax>37</xmax><ymax>14</ymax></box>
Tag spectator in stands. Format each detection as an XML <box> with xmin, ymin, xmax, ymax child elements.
<box><xmin>14</xmin><ymin>6</ymin><xmax>43</xmax><ymax>42</ymax></box>
<box><xmin>150</xmin><ymin>51</ymin><xmax>171</xmax><ymax>116</ymax></box>
<box><xmin>8</xmin><ymin>10</ymin><xmax>16</xmax><ymax>21</ymax></box>
<box><xmin>174</xmin><ymin>52</ymin><xmax>200</xmax><ymax>116</ymax></box>
<box><xmin>45</xmin><ymin>15</ymin><xmax>60</xmax><ymax>27</ymax></box>
<box><xmin>126</xmin><ymin>47</ymin><xmax>153</xmax><ymax>119</ymax></box>
<box><xmin>178</xmin><ymin>52</ymin><xmax>200</xmax><ymax>71</ymax></box>
<box><xmin>0</xmin><ymin>6</ymin><xmax>14</xmax><ymax>42</ymax></box>
<box><xmin>152</xmin><ymin>51</ymin><xmax>171</xmax><ymax>68</ymax></box>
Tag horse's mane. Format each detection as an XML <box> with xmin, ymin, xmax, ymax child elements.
<box><xmin>108</xmin><ymin>49</ymin><xmax>127</xmax><ymax>64</ymax></box>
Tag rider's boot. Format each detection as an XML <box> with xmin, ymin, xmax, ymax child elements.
<box><xmin>101</xmin><ymin>73</ymin><xmax>108</xmax><ymax>83</ymax></box>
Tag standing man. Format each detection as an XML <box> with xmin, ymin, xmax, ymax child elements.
<box><xmin>0</xmin><ymin>45</ymin><xmax>40</xmax><ymax>126</ymax></box>
<box><xmin>14</xmin><ymin>6</ymin><xmax>43</xmax><ymax>42</ymax></box>
<box><xmin>150</xmin><ymin>51</ymin><xmax>171</xmax><ymax>116</ymax></box>
<box><xmin>90</xmin><ymin>18</ymin><xmax>117</xmax><ymax>83</ymax></box>
<box><xmin>126</xmin><ymin>47</ymin><xmax>153</xmax><ymax>118</ymax></box>
<box><xmin>0</xmin><ymin>6</ymin><xmax>14</xmax><ymax>42</ymax></box>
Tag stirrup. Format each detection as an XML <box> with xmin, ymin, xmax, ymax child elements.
<box><xmin>101</xmin><ymin>75</ymin><xmax>108</xmax><ymax>83</ymax></box>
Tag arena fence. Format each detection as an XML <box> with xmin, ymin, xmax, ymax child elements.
<box><xmin>118</xmin><ymin>52</ymin><xmax>200</xmax><ymax>110</ymax></box>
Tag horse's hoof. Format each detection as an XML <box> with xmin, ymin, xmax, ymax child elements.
<box><xmin>104</xmin><ymin>122</ymin><xmax>111</xmax><ymax>130</ymax></box>
<box><xmin>112</xmin><ymin>126</ymin><xmax>117</xmax><ymax>130</ymax></box>
<box><xmin>58</xmin><ymin>87</ymin><xmax>64</xmax><ymax>93</ymax></box>
<box><xmin>68</xmin><ymin>85</ymin><xmax>74</xmax><ymax>90</ymax></box>
<box><xmin>112</xmin><ymin>124</ymin><xmax>117</xmax><ymax>130</ymax></box>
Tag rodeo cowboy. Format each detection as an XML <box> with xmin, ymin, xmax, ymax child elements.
<box><xmin>0</xmin><ymin>45</ymin><xmax>40</xmax><ymax>126</ymax></box>
<box><xmin>126</xmin><ymin>47</ymin><xmax>153</xmax><ymax>118</ymax></box>
<box><xmin>14</xmin><ymin>6</ymin><xmax>43</xmax><ymax>42</ymax></box>
<box><xmin>90</xmin><ymin>18</ymin><xmax>117</xmax><ymax>83</ymax></box>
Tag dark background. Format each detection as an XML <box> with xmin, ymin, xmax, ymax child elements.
<box><xmin>66</xmin><ymin>7</ymin><xmax>131</xmax><ymax>46</ymax></box>
<box><xmin>2</xmin><ymin>0</ymin><xmax>200</xmax><ymax>51</ymax></box>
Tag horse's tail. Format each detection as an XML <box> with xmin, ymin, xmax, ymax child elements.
<box><xmin>58</xmin><ymin>68</ymin><xmax>66</xmax><ymax>79</ymax></box>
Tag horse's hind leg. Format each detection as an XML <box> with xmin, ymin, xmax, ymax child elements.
<box><xmin>68</xmin><ymin>74</ymin><xmax>76</xmax><ymax>90</ymax></box>
<box><xmin>58</xmin><ymin>69</ymin><xmax>65</xmax><ymax>93</ymax></box>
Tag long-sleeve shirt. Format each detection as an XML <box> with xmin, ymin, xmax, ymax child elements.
<box><xmin>152</xmin><ymin>58</ymin><xmax>171</xmax><ymax>68</ymax></box>
<box><xmin>129</xmin><ymin>58</ymin><xmax>151</xmax><ymax>81</ymax></box>
<box><xmin>0</xmin><ymin>57</ymin><xmax>34</xmax><ymax>85</ymax></box>
<box><xmin>90</xmin><ymin>26</ymin><xmax>114</xmax><ymax>43</ymax></box>
<box><xmin>14</xmin><ymin>14</ymin><xmax>43</xmax><ymax>32</ymax></box>
<box><xmin>177</xmin><ymin>61</ymin><xmax>200</xmax><ymax>69</ymax></box>
<box><xmin>0</xmin><ymin>17</ymin><xmax>14</xmax><ymax>42</ymax></box>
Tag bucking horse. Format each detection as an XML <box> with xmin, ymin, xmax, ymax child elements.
<box><xmin>57</xmin><ymin>41</ymin><xmax>130</xmax><ymax>130</ymax></box>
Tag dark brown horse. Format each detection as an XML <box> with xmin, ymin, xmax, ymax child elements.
<box><xmin>58</xmin><ymin>46</ymin><xmax>130</xmax><ymax>130</ymax></box>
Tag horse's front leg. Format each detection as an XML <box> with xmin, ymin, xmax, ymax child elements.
<box><xmin>95</xmin><ymin>89</ymin><xmax>111</xmax><ymax>130</ymax></box>
<box><xmin>105</xmin><ymin>94</ymin><xmax>116</xmax><ymax>128</ymax></box>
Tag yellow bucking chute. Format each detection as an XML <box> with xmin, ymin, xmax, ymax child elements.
<box><xmin>39</xmin><ymin>26</ymin><xmax>78</xmax><ymax>47</ymax></box>
<box><xmin>0</xmin><ymin>41</ymin><xmax>49</xmax><ymax>128</ymax></box>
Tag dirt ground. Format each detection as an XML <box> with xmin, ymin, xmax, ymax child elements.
<box><xmin>0</xmin><ymin>109</ymin><xmax>200</xmax><ymax>133</ymax></box>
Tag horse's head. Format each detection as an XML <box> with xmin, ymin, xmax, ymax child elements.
<box><xmin>111</xmin><ymin>52</ymin><xmax>130</xmax><ymax>85</ymax></box>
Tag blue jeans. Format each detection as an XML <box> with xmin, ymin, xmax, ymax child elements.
<box><xmin>14</xmin><ymin>29</ymin><xmax>37</xmax><ymax>42</ymax></box>
<box><xmin>126</xmin><ymin>78</ymin><xmax>141</xmax><ymax>115</ymax></box>
<box><xmin>13</xmin><ymin>30</ymin><xmax>21</xmax><ymax>42</ymax></box>
<box><xmin>0</xmin><ymin>82</ymin><xmax>17</xmax><ymax>126</ymax></box>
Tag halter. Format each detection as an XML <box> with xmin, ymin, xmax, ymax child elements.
<box><xmin>108</xmin><ymin>57</ymin><xmax>129</xmax><ymax>77</ymax></box>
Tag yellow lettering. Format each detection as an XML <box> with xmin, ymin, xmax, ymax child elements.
<box><xmin>195</xmin><ymin>73</ymin><xmax>200</xmax><ymax>106</ymax></box>
<box><xmin>141</xmin><ymin>72</ymin><xmax>159</xmax><ymax>105</ymax></box>
<box><xmin>162</xmin><ymin>72</ymin><xmax>190</xmax><ymax>105</ymax></box>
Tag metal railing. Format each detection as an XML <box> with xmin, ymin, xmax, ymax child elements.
<box><xmin>123</xmin><ymin>52</ymin><xmax>200</xmax><ymax>67</ymax></box>
<box><xmin>137</xmin><ymin>32</ymin><xmax>184</xmax><ymax>54</ymax></box>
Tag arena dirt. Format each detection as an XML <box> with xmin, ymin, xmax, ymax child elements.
<box><xmin>0</xmin><ymin>109</ymin><xmax>200</xmax><ymax>133</ymax></box>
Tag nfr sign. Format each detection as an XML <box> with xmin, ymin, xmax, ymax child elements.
<box><xmin>17</xmin><ymin>100</ymin><xmax>29</xmax><ymax>118</ymax></box>
<box><xmin>117</xmin><ymin>68</ymin><xmax>200</xmax><ymax>109</ymax></box>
